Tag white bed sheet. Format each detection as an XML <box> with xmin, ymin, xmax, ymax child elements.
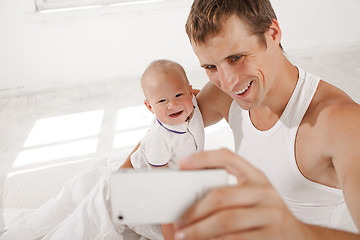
<box><xmin>0</xmin><ymin>157</ymin><xmax>163</xmax><ymax>240</ymax></box>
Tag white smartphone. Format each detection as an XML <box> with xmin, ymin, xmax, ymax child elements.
<box><xmin>109</xmin><ymin>169</ymin><xmax>231</xmax><ymax>224</ymax></box>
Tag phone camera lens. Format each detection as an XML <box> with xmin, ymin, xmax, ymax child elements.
<box><xmin>118</xmin><ymin>215</ymin><xmax>124</xmax><ymax>220</ymax></box>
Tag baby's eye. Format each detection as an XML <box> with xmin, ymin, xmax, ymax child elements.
<box><xmin>158</xmin><ymin>99</ymin><xmax>166</xmax><ymax>103</ymax></box>
<box><xmin>175</xmin><ymin>93</ymin><xmax>183</xmax><ymax>98</ymax></box>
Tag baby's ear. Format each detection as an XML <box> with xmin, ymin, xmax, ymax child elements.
<box><xmin>144</xmin><ymin>100</ymin><xmax>154</xmax><ymax>114</ymax></box>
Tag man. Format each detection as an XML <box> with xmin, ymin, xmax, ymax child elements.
<box><xmin>170</xmin><ymin>0</ymin><xmax>360</xmax><ymax>239</ymax></box>
<box><xmin>122</xmin><ymin>0</ymin><xmax>360</xmax><ymax>239</ymax></box>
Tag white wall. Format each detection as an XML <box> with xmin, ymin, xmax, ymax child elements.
<box><xmin>1</xmin><ymin>0</ymin><xmax>360</xmax><ymax>91</ymax></box>
<box><xmin>0</xmin><ymin>0</ymin><xmax>197</xmax><ymax>91</ymax></box>
<box><xmin>272</xmin><ymin>0</ymin><xmax>360</xmax><ymax>51</ymax></box>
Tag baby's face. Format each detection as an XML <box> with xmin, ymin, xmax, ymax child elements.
<box><xmin>144</xmin><ymin>70</ymin><xmax>193</xmax><ymax>125</ymax></box>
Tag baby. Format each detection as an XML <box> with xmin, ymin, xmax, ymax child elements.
<box><xmin>128</xmin><ymin>59</ymin><xmax>205</xmax><ymax>239</ymax></box>
<box><xmin>130</xmin><ymin>59</ymin><xmax>204</xmax><ymax>169</ymax></box>
<box><xmin>0</xmin><ymin>60</ymin><xmax>204</xmax><ymax>240</ymax></box>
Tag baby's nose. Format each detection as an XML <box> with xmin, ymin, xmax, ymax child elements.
<box><xmin>168</xmin><ymin>100</ymin><xmax>179</xmax><ymax>109</ymax></box>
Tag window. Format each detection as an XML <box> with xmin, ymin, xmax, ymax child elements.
<box><xmin>35</xmin><ymin>0</ymin><xmax>163</xmax><ymax>11</ymax></box>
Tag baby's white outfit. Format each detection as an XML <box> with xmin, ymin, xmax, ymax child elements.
<box><xmin>131</xmin><ymin>96</ymin><xmax>204</xmax><ymax>169</ymax></box>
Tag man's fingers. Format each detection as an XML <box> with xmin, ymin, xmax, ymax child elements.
<box><xmin>176</xmin><ymin>148</ymin><xmax>289</xmax><ymax>239</ymax></box>
<box><xmin>177</xmin><ymin>185</ymin><xmax>273</xmax><ymax>229</ymax></box>
<box><xmin>175</xmin><ymin>208</ymin><xmax>278</xmax><ymax>240</ymax></box>
<box><xmin>209</xmin><ymin>226</ymin><xmax>281</xmax><ymax>240</ymax></box>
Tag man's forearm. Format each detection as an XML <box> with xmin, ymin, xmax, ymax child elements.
<box><xmin>120</xmin><ymin>158</ymin><xmax>133</xmax><ymax>168</ymax></box>
<box><xmin>302</xmin><ymin>223</ymin><xmax>359</xmax><ymax>240</ymax></box>
<box><xmin>119</xmin><ymin>142</ymin><xmax>140</xmax><ymax>169</ymax></box>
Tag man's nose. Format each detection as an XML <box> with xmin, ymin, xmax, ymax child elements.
<box><xmin>218</xmin><ymin>67</ymin><xmax>237</xmax><ymax>92</ymax></box>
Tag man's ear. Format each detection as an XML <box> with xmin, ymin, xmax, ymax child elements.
<box><xmin>267</xmin><ymin>19</ymin><xmax>282</xmax><ymax>46</ymax></box>
<box><xmin>144</xmin><ymin>100</ymin><xmax>154</xmax><ymax>113</ymax></box>
<box><xmin>189</xmin><ymin>85</ymin><xmax>193</xmax><ymax>96</ymax></box>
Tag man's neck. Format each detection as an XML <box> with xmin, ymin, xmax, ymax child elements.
<box><xmin>250</xmin><ymin>58</ymin><xmax>298</xmax><ymax>131</ymax></box>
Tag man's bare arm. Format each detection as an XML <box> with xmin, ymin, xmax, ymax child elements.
<box><xmin>196</xmin><ymin>82</ymin><xmax>233</xmax><ymax>127</ymax></box>
<box><xmin>327</xmin><ymin>102</ymin><xmax>360</xmax><ymax>231</ymax></box>
<box><xmin>119</xmin><ymin>142</ymin><xmax>139</xmax><ymax>169</ymax></box>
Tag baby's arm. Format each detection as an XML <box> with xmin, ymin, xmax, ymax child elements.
<box><xmin>150</xmin><ymin>164</ymin><xmax>168</xmax><ymax>169</ymax></box>
<box><xmin>143</xmin><ymin>133</ymin><xmax>173</xmax><ymax>168</ymax></box>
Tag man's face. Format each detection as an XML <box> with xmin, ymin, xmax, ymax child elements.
<box><xmin>192</xmin><ymin>15</ymin><xmax>276</xmax><ymax>111</ymax></box>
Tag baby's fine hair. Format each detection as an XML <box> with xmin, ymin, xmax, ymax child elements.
<box><xmin>141</xmin><ymin>59</ymin><xmax>189</xmax><ymax>87</ymax></box>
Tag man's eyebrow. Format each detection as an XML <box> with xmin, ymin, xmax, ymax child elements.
<box><xmin>224</xmin><ymin>51</ymin><xmax>249</xmax><ymax>60</ymax></box>
<box><xmin>199</xmin><ymin>51</ymin><xmax>251</xmax><ymax>68</ymax></box>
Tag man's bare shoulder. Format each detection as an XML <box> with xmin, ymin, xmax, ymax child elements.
<box><xmin>310</xmin><ymin>80</ymin><xmax>360</xmax><ymax>120</ymax></box>
<box><xmin>297</xmin><ymin>80</ymin><xmax>360</xmax><ymax>187</ymax></box>
<box><xmin>310</xmin><ymin>81</ymin><xmax>360</xmax><ymax>229</ymax></box>
<box><xmin>196</xmin><ymin>82</ymin><xmax>233</xmax><ymax>127</ymax></box>
<box><xmin>307</xmin><ymin>80</ymin><xmax>360</xmax><ymax>152</ymax></box>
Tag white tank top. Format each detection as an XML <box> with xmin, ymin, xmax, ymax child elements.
<box><xmin>228</xmin><ymin>67</ymin><xmax>357</xmax><ymax>232</ymax></box>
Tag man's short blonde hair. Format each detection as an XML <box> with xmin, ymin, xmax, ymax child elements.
<box><xmin>185</xmin><ymin>0</ymin><xmax>278</xmax><ymax>47</ymax></box>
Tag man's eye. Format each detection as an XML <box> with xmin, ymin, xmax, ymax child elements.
<box><xmin>204</xmin><ymin>65</ymin><xmax>216</xmax><ymax>70</ymax></box>
<box><xmin>175</xmin><ymin>93</ymin><xmax>183</xmax><ymax>97</ymax></box>
<box><xmin>230</xmin><ymin>55</ymin><xmax>243</xmax><ymax>62</ymax></box>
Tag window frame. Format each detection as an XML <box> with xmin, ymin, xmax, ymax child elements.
<box><xmin>35</xmin><ymin>0</ymin><xmax>163</xmax><ymax>11</ymax></box>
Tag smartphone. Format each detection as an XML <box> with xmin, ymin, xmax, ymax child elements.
<box><xmin>109</xmin><ymin>169</ymin><xmax>231</xmax><ymax>224</ymax></box>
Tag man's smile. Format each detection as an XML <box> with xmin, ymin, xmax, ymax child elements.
<box><xmin>234</xmin><ymin>81</ymin><xmax>253</xmax><ymax>96</ymax></box>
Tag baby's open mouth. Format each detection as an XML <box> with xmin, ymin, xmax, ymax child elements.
<box><xmin>169</xmin><ymin>110</ymin><xmax>183</xmax><ymax>118</ymax></box>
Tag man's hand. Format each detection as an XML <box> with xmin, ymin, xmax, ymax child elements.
<box><xmin>174</xmin><ymin>149</ymin><xmax>359</xmax><ymax>240</ymax></box>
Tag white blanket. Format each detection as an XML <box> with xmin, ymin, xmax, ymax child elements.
<box><xmin>0</xmin><ymin>157</ymin><xmax>164</xmax><ymax>240</ymax></box>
